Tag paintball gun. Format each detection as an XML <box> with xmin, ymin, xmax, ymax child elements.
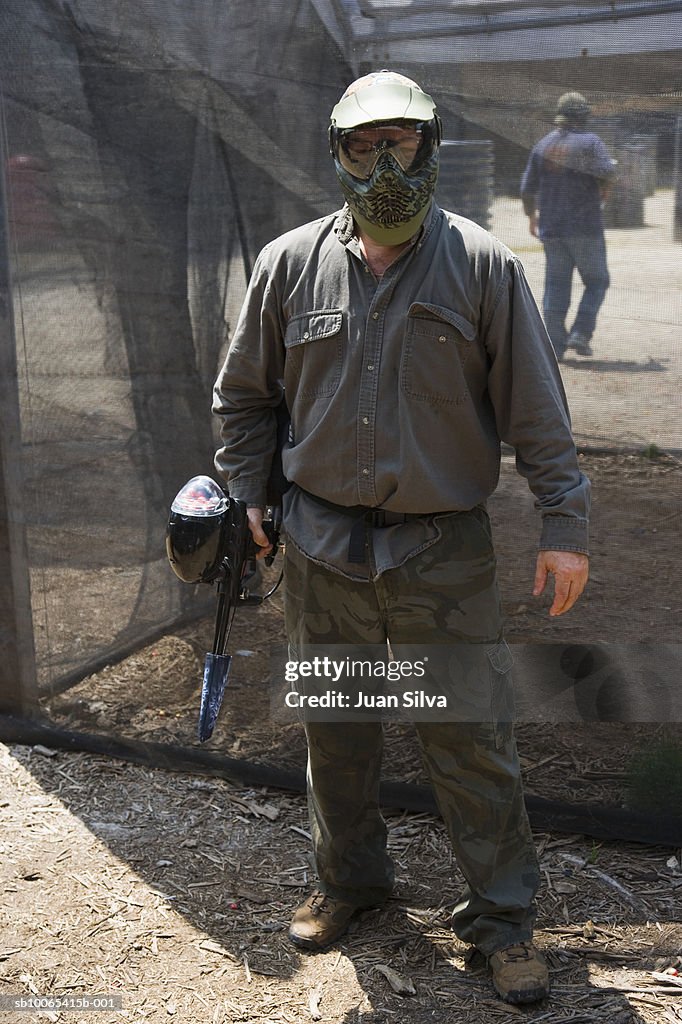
<box><xmin>166</xmin><ymin>475</ymin><xmax>282</xmax><ymax>742</ymax></box>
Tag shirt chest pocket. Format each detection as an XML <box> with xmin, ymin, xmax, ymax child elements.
<box><xmin>284</xmin><ymin>309</ymin><xmax>343</xmax><ymax>399</ymax></box>
<box><xmin>401</xmin><ymin>302</ymin><xmax>476</xmax><ymax>406</ymax></box>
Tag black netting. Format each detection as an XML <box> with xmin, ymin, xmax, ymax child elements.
<box><xmin>2</xmin><ymin>0</ymin><xmax>351</xmax><ymax>686</ymax></box>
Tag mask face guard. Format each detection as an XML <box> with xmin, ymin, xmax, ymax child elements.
<box><xmin>334</xmin><ymin>146</ymin><xmax>440</xmax><ymax>245</ymax></box>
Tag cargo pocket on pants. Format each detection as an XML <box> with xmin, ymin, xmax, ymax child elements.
<box><xmin>486</xmin><ymin>641</ymin><xmax>515</xmax><ymax>750</ymax></box>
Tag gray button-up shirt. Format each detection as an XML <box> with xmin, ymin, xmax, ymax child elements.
<box><xmin>213</xmin><ymin>203</ymin><xmax>590</xmax><ymax>580</ymax></box>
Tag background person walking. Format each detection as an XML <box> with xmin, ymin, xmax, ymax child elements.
<box><xmin>521</xmin><ymin>92</ymin><xmax>616</xmax><ymax>359</ymax></box>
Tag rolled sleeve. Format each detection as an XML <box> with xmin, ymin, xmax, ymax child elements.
<box><xmin>592</xmin><ymin>136</ymin><xmax>616</xmax><ymax>183</ymax></box>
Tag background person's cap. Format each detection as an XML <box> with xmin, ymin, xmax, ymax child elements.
<box><xmin>555</xmin><ymin>91</ymin><xmax>590</xmax><ymax>125</ymax></box>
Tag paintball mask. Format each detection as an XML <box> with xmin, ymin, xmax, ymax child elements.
<box><xmin>329</xmin><ymin>70</ymin><xmax>441</xmax><ymax>244</ymax></box>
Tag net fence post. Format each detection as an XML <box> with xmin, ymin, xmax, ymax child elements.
<box><xmin>0</xmin><ymin>90</ymin><xmax>38</xmax><ymax>716</ymax></box>
<box><xmin>674</xmin><ymin>114</ymin><xmax>682</xmax><ymax>243</ymax></box>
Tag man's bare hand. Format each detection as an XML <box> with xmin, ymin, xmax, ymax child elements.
<box><xmin>247</xmin><ymin>507</ymin><xmax>273</xmax><ymax>560</ymax></box>
<box><xmin>533</xmin><ymin>550</ymin><xmax>589</xmax><ymax>617</ymax></box>
<box><xmin>528</xmin><ymin>212</ymin><xmax>539</xmax><ymax>238</ymax></box>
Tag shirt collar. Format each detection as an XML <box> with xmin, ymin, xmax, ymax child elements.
<box><xmin>334</xmin><ymin>200</ymin><xmax>440</xmax><ymax>249</ymax></box>
<box><xmin>334</xmin><ymin>204</ymin><xmax>355</xmax><ymax>245</ymax></box>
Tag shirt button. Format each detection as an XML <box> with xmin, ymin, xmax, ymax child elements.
<box><xmin>362</xmin><ymin>416</ymin><xmax>369</xmax><ymax>425</ymax></box>
<box><xmin>372</xmin><ymin>312</ymin><xmax>379</xmax><ymax>320</ymax></box>
<box><xmin>362</xmin><ymin>468</ymin><xmax>370</xmax><ymax>475</ymax></box>
<box><xmin>438</xmin><ymin>335</ymin><xmax>446</xmax><ymax>343</ymax></box>
<box><xmin>367</xmin><ymin>364</ymin><xmax>374</xmax><ymax>371</ymax></box>
<box><xmin>303</xmin><ymin>331</ymin><xmax>310</xmax><ymax>339</ymax></box>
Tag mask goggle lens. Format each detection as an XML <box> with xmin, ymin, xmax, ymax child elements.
<box><xmin>337</xmin><ymin>123</ymin><xmax>429</xmax><ymax>180</ymax></box>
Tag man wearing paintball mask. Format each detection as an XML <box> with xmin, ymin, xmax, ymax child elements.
<box><xmin>213</xmin><ymin>71</ymin><xmax>590</xmax><ymax>1006</ymax></box>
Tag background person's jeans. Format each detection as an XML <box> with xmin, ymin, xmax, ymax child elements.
<box><xmin>542</xmin><ymin>235</ymin><xmax>609</xmax><ymax>357</ymax></box>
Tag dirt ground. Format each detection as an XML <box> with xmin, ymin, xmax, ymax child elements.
<box><xmin>1</xmin><ymin>739</ymin><xmax>681</xmax><ymax>1024</ymax></box>
<box><xmin>2</xmin><ymin>450</ymin><xmax>682</xmax><ymax>1024</ymax></box>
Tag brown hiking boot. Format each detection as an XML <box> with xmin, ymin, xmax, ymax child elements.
<box><xmin>488</xmin><ymin>941</ymin><xmax>550</xmax><ymax>1004</ymax></box>
<box><xmin>288</xmin><ymin>890</ymin><xmax>359</xmax><ymax>951</ymax></box>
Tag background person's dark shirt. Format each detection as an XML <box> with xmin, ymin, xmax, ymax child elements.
<box><xmin>521</xmin><ymin>128</ymin><xmax>615</xmax><ymax>239</ymax></box>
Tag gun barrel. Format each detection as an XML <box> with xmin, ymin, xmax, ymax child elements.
<box><xmin>198</xmin><ymin>652</ymin><xmax>232</xmax><ymax>742</ymax></box>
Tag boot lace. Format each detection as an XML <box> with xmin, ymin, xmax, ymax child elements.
<box><xmin>309</xmin><ymin>891</ymin><xmax>335</xmax><ymax>917</ymax></box>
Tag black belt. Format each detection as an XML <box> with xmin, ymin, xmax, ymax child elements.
<box><xmin>300</xmin><ymin>489</ymin><xmax>434</xmax><ymax>564</ymax></box>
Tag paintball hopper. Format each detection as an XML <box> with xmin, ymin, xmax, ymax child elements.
<box><xmin>166</xmin><ymin>475</ymin><xmax>231</xmax><ymax>584</ymax></box>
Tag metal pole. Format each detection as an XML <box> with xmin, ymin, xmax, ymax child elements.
<box><xmin>0</xmin><ymin>89</ymin><xmax>38</xmax><ymax>715</ymax></box>
<box><xmin>674</xmin><ymin>115</ymin><xmax>682</xmax><ymax>243</ymax></box>
<box><xmin>359</xmin><ymin>0</ymin><xmax>682</xmax><ymax>41</ymax></box>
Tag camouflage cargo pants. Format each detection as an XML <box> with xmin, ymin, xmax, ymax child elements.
<box><xmin>284</xmin><ymin>507</ymin><xmax>540</xmax><ymax>956</ymax></box>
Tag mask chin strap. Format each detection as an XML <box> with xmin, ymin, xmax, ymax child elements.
<box><xmin>434</xmin><ymin>112</ymin><xmax>443</xmax><ymax>146</ymax></box>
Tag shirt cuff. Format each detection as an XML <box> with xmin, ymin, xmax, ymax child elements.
<box><xmin>539</xmin><ymin>515</ymin><xmax>589</xmax><ymax>555</ymax></box>
<box><xmin>222</xmin><ymin>478</ymin><xmax>268</xmax><ymax>507</ymax></box>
